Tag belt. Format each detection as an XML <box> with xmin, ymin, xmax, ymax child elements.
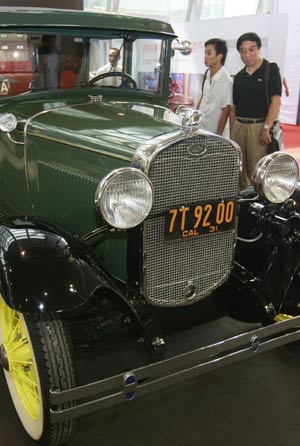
<box><xmin>236</xmin><ymin>117</ymin><xmax>265</xmax><ymax>124</ymax></box>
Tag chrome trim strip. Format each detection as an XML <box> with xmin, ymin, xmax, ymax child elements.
<box><xmin>24</xmin><ymin>130</ymin><xmax>131</xmax><ymax>161</ymax></box>
<box><xmin>133</xmin><ymin>130</ymin><xmax>242</xmax><ymax>177</ymax></box>
<box><xmin>7</xmin><ymin>132</ymin><xmax>24</xmax><ymax>145</ymax></box>
<box><xmin>132</xmin><ymin>128</ymin><xmax>184</xmax><ymax>173</ymax></box>
<box><xmin>229</xmin><ymin>138</ymin><xmax>243</xmax><ymax>178</ymax></box>
<box><xmin>49</xmin><ymin>316</ymin><xmax>300</xmax><ymax>422</ymax></box>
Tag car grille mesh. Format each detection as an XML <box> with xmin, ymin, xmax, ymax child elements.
<box><xmin>142</xmin><ymin>135</ymin><xmax>240</xmax><ymax>307</ymax></box>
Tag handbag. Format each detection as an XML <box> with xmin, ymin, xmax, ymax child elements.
<box><xmin>268</xmin><ymin>120</ymin><xmax>284</xmax><ymax>153</ymax></box>
<box><xmin>265</xmin><ymin>61</ymin><xmax>284</xmax><ymax>154</ymax></box>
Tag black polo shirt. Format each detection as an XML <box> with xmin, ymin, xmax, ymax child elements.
<box><xmin>233</xmin><ymin>59</ymin><xmax>282</xmax><ymax>118</ymax></box>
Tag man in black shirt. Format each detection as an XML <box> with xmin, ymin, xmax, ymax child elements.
<box><xmin>231</xmin><ymin>32</ymin><xmax>282</xmax><ymax>188</ymax></box>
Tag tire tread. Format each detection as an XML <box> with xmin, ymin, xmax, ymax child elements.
<box><xmin>25</xmin><ymin>312</ymin><xmax>77</xmax><ymax>446</ymax></box>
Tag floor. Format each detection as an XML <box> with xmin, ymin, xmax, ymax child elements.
<box><xmin>2</xmin><ymin>340</ymin><xmax>300</xmax><ymax>446</ymax></box>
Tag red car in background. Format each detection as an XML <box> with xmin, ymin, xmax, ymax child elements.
<box><xmin>0</xmin><ymin>60</ymin><xmax>33</xmax><ymax>96</ymax></box>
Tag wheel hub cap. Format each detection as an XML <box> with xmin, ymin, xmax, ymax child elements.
<box><xmin>0</xmin><ymin>343</ymin><xmax>9</xmax><ymax>371</ymax></box>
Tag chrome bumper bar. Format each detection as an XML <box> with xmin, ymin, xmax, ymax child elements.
<box><xmin>50</xmin><ymin>316</ymin><xmax>300</xmax><ymax>422</ymax></box>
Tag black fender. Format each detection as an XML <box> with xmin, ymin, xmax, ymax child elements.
<box><xmin>0</xmin><ymin>217</ymin><xmax>166</xmax><ymax>354</ymax></box>
<box><xmin>0</xmin><ymin>216</ymin><xmax>111</xmax><ymax>313</ymax></box>
<box><xmin>236</xmin><ymin>185</ymin><xmax>300</xmax><ymax>312</ymax></box>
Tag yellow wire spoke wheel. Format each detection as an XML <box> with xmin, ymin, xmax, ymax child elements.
<box><xmin>0</xmin><ymin>300</ymin><xmax>40</xmax><ymax>420</ymax></box>
<box><xmin>0</xmin><ymin>295</ymin><xmax>77</xmax><ymax>445</ymax></box>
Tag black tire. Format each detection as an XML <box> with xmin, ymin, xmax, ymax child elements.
<box><xmin>0</xmin><ymin>296</ymin><xmax>77</xmax><ymax>446</ymax></box>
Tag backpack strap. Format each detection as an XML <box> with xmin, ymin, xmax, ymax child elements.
<box><xmin>196</xmin><ymin>68</ymin><xmax>209</xmax><ymax>109</ymax></box>
<box><xmin>264</xmin><ymin>59</ymin><xmax>270</xmax><ymax>105</ymax></box>
<box><xmin>202</xmin><ymin>68</ymin><xmax>209</xmax><ymax>93</ymax></box>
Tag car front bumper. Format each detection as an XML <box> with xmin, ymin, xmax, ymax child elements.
<box><xmin>50</xmin><ymin>315</ymin><xmax>300</xmax><ymax>422</ymax></box>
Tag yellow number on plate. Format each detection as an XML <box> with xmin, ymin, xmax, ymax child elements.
<box><xmin>194</xmin><ymin>205</ymin><xmax>203</xmax><ymax>229</ymax></box>
<box><xmin>168</xmin><ymin>209</ymin><xmax>178</xmax><ymax>233</ymax></box>
<box><xmin>203</xmin><ymin>204</ymin><xmax>212</xmax><ymax>227</ymax></box>
<box><xmin>179</xmin><ymin>207</ymin><xmax>190</xmax><ymax>230</ymax></box>
<box><xmin>216</xmin><ymin>202</ymin><xmax>225</xmax><ymax>225</ymax></box>
<box><xmin>225</xmin><ymin>201</ymin><xmax>235</xmax><ymax>223</ymax></box>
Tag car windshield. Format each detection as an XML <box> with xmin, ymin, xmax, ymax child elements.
<box><xmin>0</xmin><ymin>31</ymin><xmax>168</xmax><ymax>97</ymax></box>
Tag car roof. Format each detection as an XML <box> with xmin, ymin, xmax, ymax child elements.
<box><xmin>0</xmin><ymin>7</ymin><xmax>176</xmax><ymax>36</ymax></box>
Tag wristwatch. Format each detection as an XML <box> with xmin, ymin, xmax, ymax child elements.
<box><xmin>263</xmin><ymin>124</ymin><xmax>271</xmax><ymax>130</ymax></box>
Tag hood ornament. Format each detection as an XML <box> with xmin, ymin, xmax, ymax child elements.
<box><xmin>174</xmin><ymin>106</ymin><xmax>203</xmax><ymax>132</ymax></box>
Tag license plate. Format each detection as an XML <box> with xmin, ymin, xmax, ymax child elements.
<box><xmin>164</xmin><ymin>199</ymin><xmax>236</xmax><ymax>240</ymax></box>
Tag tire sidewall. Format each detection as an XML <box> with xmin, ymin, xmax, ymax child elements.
<box><xmin>0</xmin><ymin>313</ymin><xmax>45</xmax><ymax>440</ymax></box>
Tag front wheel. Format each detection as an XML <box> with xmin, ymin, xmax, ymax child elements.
<box><xmin>0</xmin><ymin>296</ymin><xmax>77</xmax><ymax>445</ymax></box>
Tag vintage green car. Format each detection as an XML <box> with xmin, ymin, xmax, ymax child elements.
<box><xmin>0</xmin><ymin>7</ymin><xmax>300</xmax><ymax>446</ymax></box>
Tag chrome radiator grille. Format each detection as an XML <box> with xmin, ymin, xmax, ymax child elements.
<box><xmin>142</xmin><ymin>134</ymin><xmax>240</xmax><ymax>307</ymax></box>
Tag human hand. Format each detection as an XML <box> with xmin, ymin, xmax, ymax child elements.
<box><xmin>260</xmin><ymin>128</ymin><xmax>272</xmax><ymax>145</ymax></box>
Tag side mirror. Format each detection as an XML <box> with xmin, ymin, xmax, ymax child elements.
<box><xmin>172</xmin><ymin>40</ymin><xmax>192</xmax><ymax>56</ymax></box>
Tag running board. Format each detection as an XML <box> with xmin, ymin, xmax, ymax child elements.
<box><xmin>50</xmin><ymin>316</ymin><xmax>300</xmax><ymax>422</ymax></box>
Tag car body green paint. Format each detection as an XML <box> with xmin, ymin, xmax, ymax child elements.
<box><xmin>0</xmin><ymin>9</ymin><xmax>178</xmax><ymax>279</ymax></box>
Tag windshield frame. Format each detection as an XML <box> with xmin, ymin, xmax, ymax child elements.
<box><xmin>0</xmin><ymin>28</ymin><xmax>172</xmax><ymax>99</ymax></box>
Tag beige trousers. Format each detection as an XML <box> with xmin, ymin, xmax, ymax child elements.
<box><xmin>231</xmin><ymin>120</ymin><xmax>268</xmax><ymax>189</ymax></box>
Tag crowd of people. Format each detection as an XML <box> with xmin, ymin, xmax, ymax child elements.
<box><xmin>195</xmin><ymin>31</ymin><xmax>284</xmax><ymax>189</ymax></box>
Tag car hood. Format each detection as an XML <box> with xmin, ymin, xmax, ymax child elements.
<box><xmin>25</xmin><ymin>100</ymin><xmax>182</xmax><ymax>160</ymax></box>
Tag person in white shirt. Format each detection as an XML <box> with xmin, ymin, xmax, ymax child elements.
<box><xmin>36</xmin><ymin>35</ymin><xmax>60</xmax><ymax>90</ymax></box>
<box><xmin>195</xmin><ymin>38</ymin><xmax>233</xmax><ymax>138</ymax></box>
<box><xmin>91</xmin><ymin>48</ymin><xmax>122</xmax><ymax>86</ymax></box>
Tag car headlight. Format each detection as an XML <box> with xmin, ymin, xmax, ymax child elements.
<box><xmin>0</xmin><ymin>113</ymin><xmax>17</xmax><ymax>132</ymax></box>
<box><xmin>95</xmin><ymin>167</ymin><xmax>153</xmax><ymax>229</ymax></box>
<box><xmin>252</xmin><ymin>152</ymin><xmax>299</xmax><ymax>203</ymax></box>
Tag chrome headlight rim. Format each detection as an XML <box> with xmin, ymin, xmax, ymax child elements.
<box><xmin>0</xmin><ymin>113</ymin><xmax>17</xmax><ymax>133</ymax></box>
<box><xmin>95</xmin><ymin>167</ymin><xmax>153</xmax><ymax>229</ymax></box>
<box><xmin>252</xmin><ymin>152</ymin><xmax>299</xmax><ymax>204</ymax></box>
